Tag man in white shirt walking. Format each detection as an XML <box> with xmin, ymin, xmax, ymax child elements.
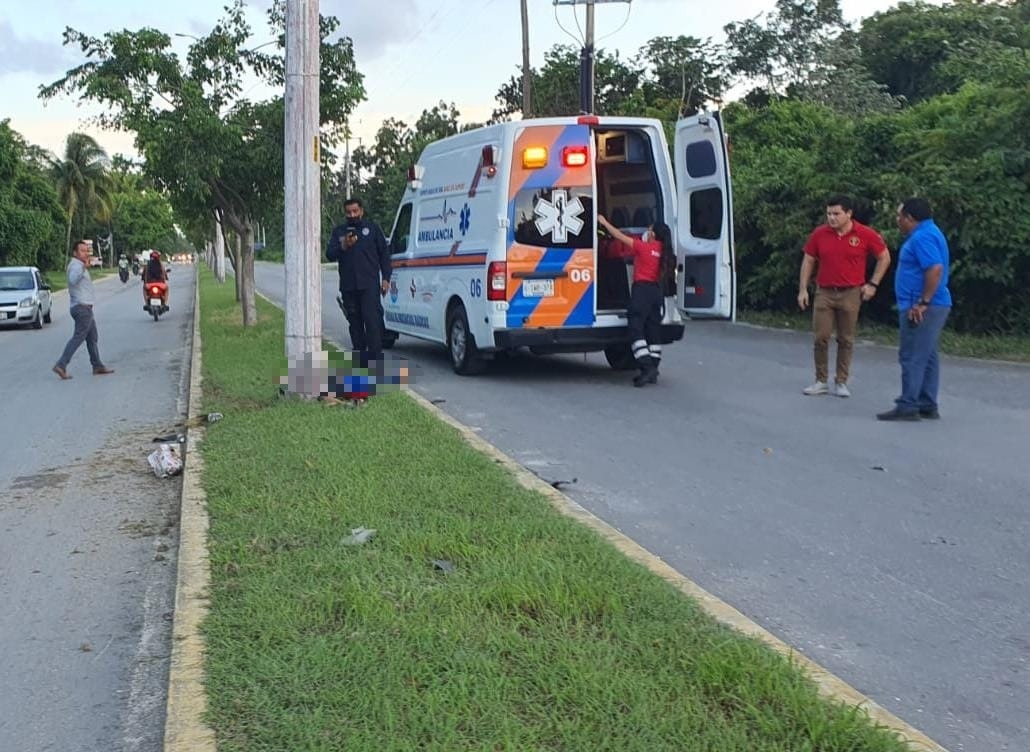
<box><xmin>52</xmin><ymin>240</ymin><xmax>114</xmax><ymax>380</ymax></box>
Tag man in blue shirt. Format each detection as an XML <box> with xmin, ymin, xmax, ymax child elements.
<box><xmin>877</xmin><ymin>198</ymin><xmax>952</xmax><ymax>421</ymax></box>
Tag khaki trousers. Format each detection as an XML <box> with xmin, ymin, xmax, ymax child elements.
<box><xmin>812</xmin><ymin>286</ymin><xmax>862</xmax><ymax>384</ymax></box>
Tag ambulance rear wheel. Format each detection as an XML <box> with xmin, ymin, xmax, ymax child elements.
<box><xmin>604</xmin><ymin>344</ymin><xmax>637</xmax><ymax>371</ymax></box>
<box><xmin>447</xmin><ymin>304</ymin><xmax>485</xmax><ymax>375</ymax></box>
<box><xmin>383</xmin><ymin>329</ymin><xmax>398</xmax><ymax>349</ymax></box>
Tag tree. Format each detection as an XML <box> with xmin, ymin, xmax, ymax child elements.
<box><xmin>47</xmin><ymin>132</ymin><xmax>111</xmax><ymax>258</ymax></box>
<box><xmin>635</xmin><ymin>36</ymin><xmax>728</xmax><ymax>118</ymax></box>
<box><xmin>41</xmin><ymin>0</ymin><xmax>365</xmax><ymax>326</ymax></box>
<box><xmin>797</xmin><ymin>32</ymin><xmax>902</xmax><ymax>116</ymax></box>
<box><xmin>493</xmin><ymin>44</ymin><xmax>642</xmax><ymax>121</ymax></box>
<box><xmin>0</xmin><ymin>120</ymin><xmax>65</xmax><ymax>269</ymax></box>
<box><xmin>724</xmin><ymin>0</ymin><xmax>848</xmax><ymax>97</ymax></box>
<box><xmin>857</xmin><ymin>0</ymin><xmax>1030</xmax><ymax>103</ymax></box>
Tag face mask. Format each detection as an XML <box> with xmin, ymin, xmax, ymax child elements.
<box><xmin>641</xmin><ymin>230</ymin><xmax>652</xmax><ymax>243</ymax></box>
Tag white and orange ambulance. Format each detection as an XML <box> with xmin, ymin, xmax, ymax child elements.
<box><xmin>383</xmin><ymin>113</ymin><xmax>735</xmax><ymax>374</ymax></box>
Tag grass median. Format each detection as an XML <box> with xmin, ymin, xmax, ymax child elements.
<box><xmin>196</xmin><ymin>268</ymin><xmax>912</xmax><ymax>751</ymax></box>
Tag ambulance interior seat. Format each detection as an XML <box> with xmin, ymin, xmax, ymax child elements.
<box><xmin>632</xmin><ymin>206</ymin><xmax>654</xmax><ymax>228</ymax></box>
<box><xmin>609</xmin><ymin>207</ymin><xmax>629</xmax><ymax>228</ymax></box>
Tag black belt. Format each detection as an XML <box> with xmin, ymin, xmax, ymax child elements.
<box><xmin>819</xmin><ymin>285</ymin><xmax>859</xmax><ymax>292</ymax></box>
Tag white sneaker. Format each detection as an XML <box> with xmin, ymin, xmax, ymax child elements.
<box><xmin>834</xmin><ymin>382</ymin><xmax>851</xmax><ymax>398</ymax></box>
<box><xmin>802</xmin><ymin>381</ymin><xmax>829</xmax><ymax>396</ymax></box>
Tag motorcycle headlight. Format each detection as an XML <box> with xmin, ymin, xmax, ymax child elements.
<box><xmin>19</xmin><ymin>296</ymin><xmax>36</xmax><ymax>308</ymax></box>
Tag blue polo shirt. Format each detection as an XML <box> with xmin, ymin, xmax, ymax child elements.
<box><xmin>895</xmin><ymin>219</ymin><xmax>952</xmax><ymax>308</ymax></box>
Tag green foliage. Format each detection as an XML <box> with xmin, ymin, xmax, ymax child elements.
<box><xmin>858</xmin><ymin>0</ymin><xmax>1030</xmax><ymax>103</ymax></box>
<box><xmin>350</xmin><ymin>102</ymin><xmax>466</xmax><ymax>231</ymax></box>
<box><xmin>47</xmin><ymin>132</ymin><xmax>112</xmax><ymax>256</ymax></box>
<box><xmin>0</xmin><ymin>121</ymin><xmax>65</xmax><ymax>269</ymax></box>
<box><xmin>724</xmin><ymin>0</ymin><xmax>848</xmax><ymax>96</ymax></box>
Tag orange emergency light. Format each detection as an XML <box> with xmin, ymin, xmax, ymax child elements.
<box><xmin>522</xmin><ymin>146</ymin><xmax>548</xmax><ymax>169</ymax></box>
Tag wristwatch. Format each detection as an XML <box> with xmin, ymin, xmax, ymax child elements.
<box><xmin>917</xmin><ymin>298</ymin><xmax>930</xmax><ymax>307</ymax></box>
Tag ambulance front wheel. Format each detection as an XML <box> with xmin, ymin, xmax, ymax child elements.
<box><xmin>383</xmin><ymin>329</ymin><xmax>398</xmax><ymax>349</ymax></box>
<box><xmin>604</xmin><ymin>344</ymin><xmax>638</xmax><ymax>371</ymax></box>
<box><xmin>447</xmin><ymin>303</ymin><xmax>486</xmax><ymax>375</ymax></box>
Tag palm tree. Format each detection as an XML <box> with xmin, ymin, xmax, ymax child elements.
<box><xmin>49</xmin><ymin>133</ymin><xmax>112</xmax><ymax>258</ymax></box>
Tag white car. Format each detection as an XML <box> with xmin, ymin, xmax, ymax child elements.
<box><xmin>0</xmin><ymin>266</ymin><xmax>53</xmax><ymax>329</ymax></box>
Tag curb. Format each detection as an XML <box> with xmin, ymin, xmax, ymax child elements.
<box><xmin>403</xmin><ymin>387</ymin><xmax>951</xmax><ymax>752</ymax></box>
<box><xmin>163</xmin><ymin>273</ymin><xmax>217</xmax><ymax>751</ymax></box>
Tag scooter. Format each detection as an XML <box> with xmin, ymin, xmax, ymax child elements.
<box><xmin>144</xmin><ymin>281</ymin><xmax>169</xmax><ymax>321</ymax></box>
<box><xmin>118</xmin><ymin>266</ymin><xmax>129</xmax><ymax>283</ymax></box>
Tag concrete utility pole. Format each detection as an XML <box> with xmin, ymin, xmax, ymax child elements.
<box><xmin>213</xmin><ymin>217</ymin><xmax>226</xmax><ymax>284</ymax></box>
<box><xmin>284</xmin><ymin>0</ymin><xmax>322</xmax><ymax>365</ymax></box>
<box><xmin>552</xmin><ymin>0</ymin><xmax>630</xmax><ymax>114</ymax></box>
<box><xmin>521</xmin><ymin>0</ymin><xmax>532</xmax><ymax>117</ymax></box>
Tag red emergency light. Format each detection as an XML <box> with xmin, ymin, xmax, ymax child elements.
<box><xmin>562</xmin><ymin>146</ymin><xmax>588</xmax><ymax>167</ymax></box>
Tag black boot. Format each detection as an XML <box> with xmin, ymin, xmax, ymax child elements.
<box><xmin>632</xmin><ymin>357</ymin><xmax>658</xmax><ymax>387</ymax></box>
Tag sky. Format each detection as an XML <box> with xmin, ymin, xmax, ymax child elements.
<box><xmin>2</xmin><ymin>0</ymin><xmax>924</xmax><ymax>161</ymax></box>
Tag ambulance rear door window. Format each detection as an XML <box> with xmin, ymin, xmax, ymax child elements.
<box><xmin>513</xmin><ymin>187</ymin><xmax>593</xmax><ymax>249</ymax></box>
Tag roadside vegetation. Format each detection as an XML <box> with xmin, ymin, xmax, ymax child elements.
<box><xmin>739</xmin><ymin>310</ymin><xmax>1030</xmax><ymax>364</ymax></box>
<box><xmin>197</xmin><ymin>269</ymin><xmax>913</xmax><ymax>750</ymax></box>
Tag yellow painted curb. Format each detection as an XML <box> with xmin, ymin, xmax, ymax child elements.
<box><xmin>404</xmin><ymin>387</ymin><xmax>950</xmax><ymax>752</ymax></box>
<box><xmin>163</xmin><ymin>274</ymin><xmax>217</xmax><ymax>751</ymax></box>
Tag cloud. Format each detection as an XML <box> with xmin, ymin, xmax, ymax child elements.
<box><xmin>319</xmin><ymin>0</ymin><xmax>420</xmax><ymax>61</ymax></box>
<box><xmin>0</xmin><ymin>18</ymin><xmax>80</xmax><ymax>76</ymax></box>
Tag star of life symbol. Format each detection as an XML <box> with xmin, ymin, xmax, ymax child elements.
<box><xmin>533</xmin><ymin>189</ymin><xmax>584</xmax><ymax>243</ymax></box>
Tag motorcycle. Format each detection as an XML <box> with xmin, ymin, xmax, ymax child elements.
<box><xmin>118</xmin><ymin>265</ymin><xmax>129</xmax><ymax>283</ymax></box>
<box><xmin>144</xmin><ymin>281</ymin><xmax>169</xmax><ymax>321</ymax></box>
<box><xmin>131</xmin><ymin>261</ymin><xmax>140</xmax><ymax>276</ymax></box>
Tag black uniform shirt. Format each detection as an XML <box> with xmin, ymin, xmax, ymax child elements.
<box><xmin>326</xmin><ymin>218</ymin><xmax>391</xmax><ymax>292</ymax></box>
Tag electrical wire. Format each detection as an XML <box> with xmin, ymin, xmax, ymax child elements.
<box><xmin>595</xmin><ymin>2</ymin><xmax>633</xmax><ymax>44</ymax></box>
<box><xmin>554</xmin><ymin>3</ymin><xmax>585</xmax><ymax>46</ymax></box>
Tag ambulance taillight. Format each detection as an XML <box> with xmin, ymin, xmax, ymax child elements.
<box><xmin>487</xmin><ymin>262</ymin><xmax>507</xmax><ymax>301</ymax></box>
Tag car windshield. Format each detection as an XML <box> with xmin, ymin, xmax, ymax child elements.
<box><xmin>0</xmin><ymin>271</ymin><xmax>34</xmax><ymax>291</ymax></box>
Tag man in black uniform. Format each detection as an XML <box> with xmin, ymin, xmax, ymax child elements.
<box><xmin>326</xmin><ymin>198</ymin><xmax>391</xmax><ymax>361</ymax></box>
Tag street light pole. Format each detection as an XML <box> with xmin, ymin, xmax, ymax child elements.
<box><xmin>284</xmin><ymin>0</ymin><xmax>322</xmax><ymax>366</ymax></box>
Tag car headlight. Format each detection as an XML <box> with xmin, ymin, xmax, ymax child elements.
<box><xmin>19</xmin><ymin>296</ymin><xmax>37</xmax><ymax>308</ymax></box>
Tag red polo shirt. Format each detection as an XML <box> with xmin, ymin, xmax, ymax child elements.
<box><xmin>803</xmin><ymin>220</ymin><xmax>887</xmax><ymax>288</ymax></box>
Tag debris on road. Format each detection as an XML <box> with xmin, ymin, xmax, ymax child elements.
<box><xmin>148</xmin><ymin>443</ymin><xmax>183</xmax><ymax>478</ymax></box>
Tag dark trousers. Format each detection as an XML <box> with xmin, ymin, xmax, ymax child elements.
<box><xmin>628</xmin><ymin>281</ymin><xmax>662</xmax><ymax>368</ymax></box>
<box><xmin>56</xmin><ymin>304</ymin><xmax>103</xmax><ymax>369</ymax></box>
<box><xmin>340</xmin><ymin>287</ymin><xmax>384</xmax><ymax>360</ymax></box>
<box><xmin>896</xmin><ymin>304</ymin><xmax>950</xmax><ymax>413</ymax></box>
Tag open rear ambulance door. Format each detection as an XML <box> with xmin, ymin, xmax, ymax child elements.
<box><xmin>673</xmin><ymin>112</ymin><xmax>735</xmax><ymax>320</ymax></box>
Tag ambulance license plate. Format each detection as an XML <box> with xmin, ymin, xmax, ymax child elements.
<box><xmin>522</xmin><ymin>279</ymin><xmax>554</xmax><ymax>298</ymax></box>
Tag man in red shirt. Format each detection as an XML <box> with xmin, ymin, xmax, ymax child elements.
<box><xmin>798</xmin><ymin>195</ymin><xmax>890</xmax><ymax>397</ymax></box>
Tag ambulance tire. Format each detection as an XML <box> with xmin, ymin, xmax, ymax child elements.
<box><xmin>604</xmin><ymin>344</ymin><xmax>637</xmax><ymax>371</ymax></box>
<box><xmin>382</xmin><ymin>329</ymin><xmax>398</xmax><ymax>349</ymax></box>
<box><xmin>446</xmin><ymin>304</ymin><xmax>486</xmax><ymax>375</ymax></box>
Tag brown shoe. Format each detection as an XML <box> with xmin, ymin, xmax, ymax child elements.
<box><xmin>93</xmin><ymin>366</ymin><xmax>115</xmax><ymax>375</ymax></box>
<box><xmin>53</xmin><ymin>365</ymin><xmax>72</xmax><ymax>380</ymax></box>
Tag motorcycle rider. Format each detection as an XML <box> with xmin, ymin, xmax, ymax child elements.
<box><xmin>141</xmin><ymin>251</ymin><xmax>169</xmax><ymax>311</ymax></box>
<box><xmin>117</xmin><ymin>253</ymin><xmax>129</xmax><ymax>283</ymax></box>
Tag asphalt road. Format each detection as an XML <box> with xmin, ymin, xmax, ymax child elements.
<box><xmin>257</xmin><ymin>260</ymin><xmax>1029</xmax><ymax>752</ymax></box>
<box><xmin>0</xmin><ymin>267</ymin><xmax>195</xmax><ymax>752</ymax></box>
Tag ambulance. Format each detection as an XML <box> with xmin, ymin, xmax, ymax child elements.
<box><xmin>382</xmin><ymin>113</ymin><xmax>735</xmax><ymax>374</ymax></box>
